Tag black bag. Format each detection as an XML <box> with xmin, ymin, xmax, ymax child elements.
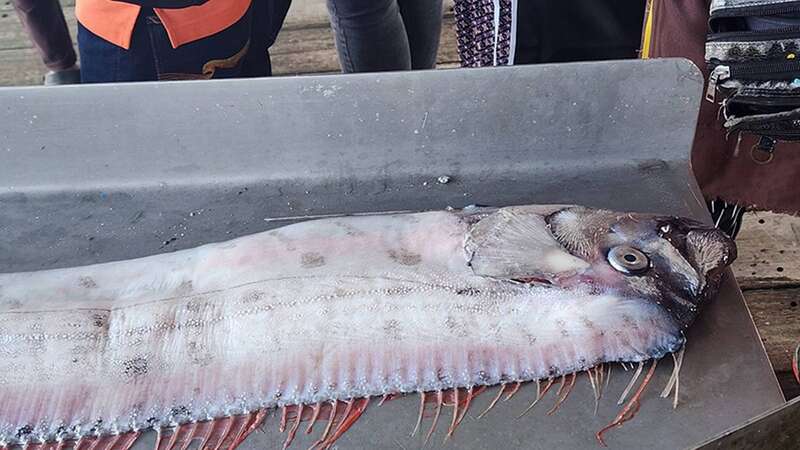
<box><xmin>112</xmin><ymin>0</ymin><xmax>209</xmax><ymax>8</ymax></box>
<box><xmin>705</xmin><ymin>0</ymin><xmax>800</xmax><ymax>150</ymax></box>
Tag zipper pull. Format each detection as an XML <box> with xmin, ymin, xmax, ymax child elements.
<box><xmin>706</xmin><ymin>65</ymin><xmax>730</xmax><ymax>103</ymax></box>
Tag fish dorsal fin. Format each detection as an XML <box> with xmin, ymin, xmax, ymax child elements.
<box><xmin>464</xmin><ymin>206</ymin><xmax>590</xmax><ymax>280</ymax></box>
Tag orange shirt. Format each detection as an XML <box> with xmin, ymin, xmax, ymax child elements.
<box><xmin>76</xmin><ymin>0</ymin><xmax>252</xmax><ymax>50</ymax></box>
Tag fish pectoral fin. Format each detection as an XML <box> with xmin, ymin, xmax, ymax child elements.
<box><xmin>464</xmin><ymin>206</ymin><xmax>589</xmax><ymax>280</ymax></box>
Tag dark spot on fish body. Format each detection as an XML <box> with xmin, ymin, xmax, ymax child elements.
<box><xmin>184</xmin><ymin>299</ymin><xmax>204</xmax><ymax>313</ymax></box>
<box><xmin>170</xmin><ymin>405</ymin><xmax>192</xmax><ymax>419</ymax></box>
<box><xmin>187</xmin><ymin>341</ymin><xmax>213</xmax><ymax>366</ymax></box>
<box><xmin>333</xmin><ymin>287</ymin><xmax>353</xmax><ymax>297</ymax></box>
<box><xmin>456</xmin><ymin>287</ymin><xmax>481</xmax><ymax>296</ymax></box>
<box><xmin>91</xmin><ymin>313</ymin><xmax>106</xmax><ymax>328</ymax></box>
<box><xmin>383</xmin><ymin>319</ymin><xmax>401</xmax><ymax>340</ymax></box>
<box><xmin>301</xmin><ymin>252</ymin><xmax>326</xmax><ymax>268</ymax></box>
<box><xmin>384</xmin><ymin>286</ymin><xmax>414</xmax><ymax>297</ymax></box>
<box><xmin>176</xmin><ymin>280</ymin><xmax>194</xmax><ymax>295</ymax></box>
<box><xmin>28</xmin><ymin>338</ymin><xmax>47</xmax><ymax>355</ymax></box>
<box><xmin>240</xmin><ymin>290</ymin><xmax>266</xmax><ymax>304</ymax></box>
<box><xmin>79</xmin><ymin>276</ymin><xmax>97</xmax><ymax>289</ymax></box>
<box><xmin>2</xmin><ymin>299</ymin><xmax>22</xmax><ymax>310</ymax></box>
<box><xmin>271</xmin><ymin>230</ymin><xmax>297</xmax><ymax>251</ymax></box>
<box><xmin>388</xmin><ymin>249</ymin><xmax>422</xmax><ymax>266</ymax></box>
<box><xmin>444</xmin><ymin>316</ymin><xmax>469</xmax><ymax>337</ymax></box>
<box><xmin>15</xmin><ymin>425</ymin><xmax>33</xmax><ymax>439</ymax></box>
<box><xmin>71</xmin><ymin>345</ymin><xmax>90</xmax><ymax>355</ymax></box>
<box><xmin>122</xmin><ymin>357</ymin><xmax>149</xmax><ymax>380</ymax></box>
<box><xmin>270</xmin><ymin>335</ymin><xmax>283</xmax><ymax>353</ymax></box>
<box><xmin>335</xmin><ymin>221</ymin><xmax>366</xmax><ymax>236</ymax></box>
<box><xmin>621</xmin><ymin>314</ymin><xmax>634</xmax><ymax>326</ymax></box>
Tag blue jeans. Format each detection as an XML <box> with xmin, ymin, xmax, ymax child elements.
<box><xmin>326</xmin><ymin>0</ymin><xmax>443</xmax><ymax>72</ymax></box>
<box><xmin>78</xmin><ymin>6</ymin><xmax>253</xmax><ymax>83</ymax></box>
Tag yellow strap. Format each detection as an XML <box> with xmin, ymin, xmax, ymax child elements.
<box><xmin>640</xmin><ymin>0</ymin><xmax>655</xmax><ymax>59</ymax></box>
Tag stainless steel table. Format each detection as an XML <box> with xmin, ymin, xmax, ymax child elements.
<box><xmin>0</xmin><ymin>58</ymin><xmax>784</xmax><ymax>449</ymax></box>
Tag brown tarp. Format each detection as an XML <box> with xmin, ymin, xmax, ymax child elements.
<box><xmin>647</xmin><ymin>0</ymin><xmax>800</xmax><ymax>214</ymax></box>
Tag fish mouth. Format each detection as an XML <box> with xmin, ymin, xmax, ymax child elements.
<box><xmin>656</xmin><ymin>217</ymin><xmax>738</xmax><ymax>280</ymax></box>
<box><xmin>653</xmin><ymin>217</ymin><xmax>738</xmax><ymax>329</ymax></box>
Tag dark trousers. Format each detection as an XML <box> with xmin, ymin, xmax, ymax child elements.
<box><xmin>241</xmin><ymin>0</ymin><xmax>292</xmax><ymax>77</ymax></box>
<box><xmin>514</xmin><ymin>0</ymin><xmax>647</xmax><ymax>64</ymax></box>
<box><xmin>12</xmin><ymin>0</ymin><xmax>77</xmax><ymax>71</ymax></box>
<box><xmin>326</xmin><ymin>0</ymin><xmax>443</xmax><ymax>72</ymax></box>
<box><xmin>78</xmin><ymin>3</ymin><xmax>290</xmax><ymax>83</ymax></box>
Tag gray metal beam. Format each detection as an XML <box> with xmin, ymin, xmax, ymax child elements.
<box><xmin>0</xmin><ymin>59</ymin><xmax>784</xmax><ymax>449</ymax></box>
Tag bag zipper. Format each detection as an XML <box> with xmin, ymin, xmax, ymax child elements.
<box><xmin>707</xmin><ymin>65</ymin><xmax>732</xmax><ymax>102</ymax></box>
<box><xmin>730</xmin><ymin>92</ymin><xmax>800</xmax><ymax>107</ymax></box>
<box><xmin>735</xmin><ymin>85</ymin><xmax>800</xmax><ymax>98</ymax></box>
<box><xmin>710</xmin><ymin>1</ymin><xmax>800</xmax><ymax>21</ymax></box>
<box><xmin>706</xmin><ymin>60</ymin><xmax>800</xmax><ymax>102</ymax></box>
<box><xmin>707</xmin><ymin>27</ymin><xmax>800</xmax><ymax>42</ymax></box>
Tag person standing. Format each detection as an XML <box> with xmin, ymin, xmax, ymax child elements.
<box><xmin>642</xmin><ymin>0</ymin><xmax>800</xmax><ymax>238</ymax></box>
<box><xmin>241</xmin><ymin>0</ymin><xmax>293</xmax><ymax>77</ymax></box>
<box><xmin>76</xmin><ymin>0</ymin><xmax>255</xmax><ymax>82</ymax></box>
<box><xmin>326</xmin><ymin>0</ymin><xmax>444</xmax><ymax>72</ymax></box>
<box><xmin>453</xmin><ymin>0</ymin><xmax>645</xmax><ymax>68</ymax></box>
<box><xmin>11</xmin><ymin>0</ymin><xmax>81</xmax><ymax>85</ymax></box>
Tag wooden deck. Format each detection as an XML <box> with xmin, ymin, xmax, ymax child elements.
<box><xmin>1</xmin><ymin>0</ymin><xmax>798</xmax><ymax>399</ymax></box>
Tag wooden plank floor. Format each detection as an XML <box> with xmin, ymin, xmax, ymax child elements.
<box><xmin>1</xmin><ymin>0</ymin><xmax>798</xmax><ymax>398</ymax></box>
<box><xmin>734</xmin><ymin>212</ymin><xmax>800</xmax><ymax>398</ymax></box>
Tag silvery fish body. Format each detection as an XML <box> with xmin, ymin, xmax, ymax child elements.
<box><xmin>0</xmin><ymin>205</ymin><xmax>735</xmax><ymax>449</ymax></box>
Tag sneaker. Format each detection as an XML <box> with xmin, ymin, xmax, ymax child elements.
<box><xmin>44</xmin><ymin>66</ymin><xmax>81</xmax><ymax>85</ymax></box>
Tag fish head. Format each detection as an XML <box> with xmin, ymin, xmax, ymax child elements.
<box><xmin>466</xmin><ymin>205</ymin><xmax>737</xmax><ymax>362</ymax></box>
<box><xmin>545</xmin><ymin>206</ymin><xmax>737</xmax><ymax>330</ymax></box>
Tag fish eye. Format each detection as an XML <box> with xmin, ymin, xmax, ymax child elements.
<box><xmin>607</xmin><ymin>246</ymin><xmax>650</xmax><ymax>275</ymax></box>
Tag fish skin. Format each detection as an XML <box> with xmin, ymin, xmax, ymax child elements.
<box><xmin>0</xmin><ymin>205</ymin><xmax>735</xmax><ymax>446</ymax></box>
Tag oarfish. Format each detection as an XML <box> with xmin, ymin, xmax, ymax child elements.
<box><xmin>0</xmin><ymin>205</ymin><xmax>736</xmax><ymax>449</ymax></box>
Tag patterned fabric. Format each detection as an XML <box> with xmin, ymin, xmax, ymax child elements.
<box><xmin>453</xmin><ymin>0</ymin><xmax>514</xmax><ymax>67</ymax></box>
<box><xmin>706</xmin><ymin>38</ymin><xmax>800</xmax><ymax>62</ymax></box>
<box><xmin>711</xmin><ymin>0</ymin><xmax>799</xmax><ymax>14</ymax></box>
